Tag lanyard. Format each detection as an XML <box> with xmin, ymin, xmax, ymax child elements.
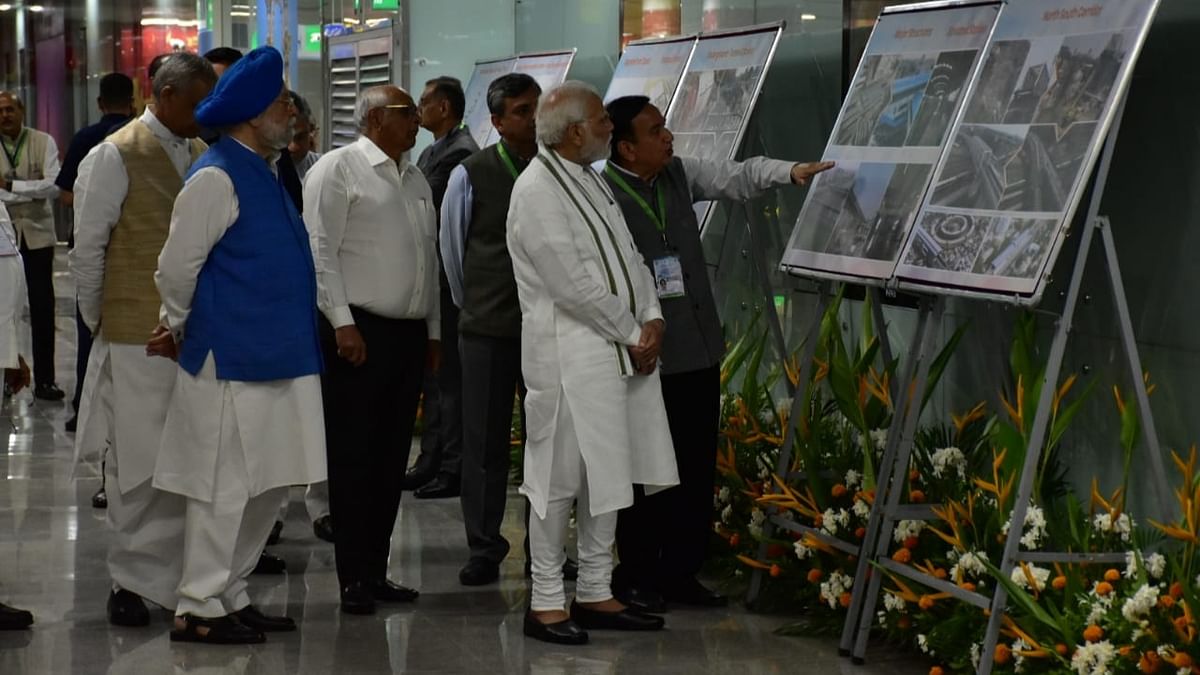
<box><xmin>496</xmin><ymin>141</ymin><xmax>521</xmax><ymax>181</ymax></box>
<box><xmin>1</xmin><ymin>130</ymin><xmax>27</xmax><ymax>172</ymax></box>
<box><xmin>604</xmin><ymin>163</ymin><xmax>667</xmax><ymax>234</ymax></box>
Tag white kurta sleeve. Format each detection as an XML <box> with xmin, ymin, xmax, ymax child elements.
<box><xmin>509</xmin><ymin>181</ymin><xmax>641</xmax><ymax>347</ymax></box>
<box><xmin>155</xmin><ymin>168</ymin><xmax>238</xmax><ymax>339</ymax></box>
<box><xmin>69</xmin><ymin>143</ymin><xmax>130</xmax><ymax>332</ymax></box>
<box><xmin>680</xmin><ymin>155</ymin><xmax>793</xmax><ymax>203</ymax></box>
<box><xmin>0</xmin><ymin>210</ymin><xmax>27</xmax><ymax>369</ymax></box>
<box><xmin>301</xmin><ymin>154</ymin><xmax>355</xmax><ymax>329</ymax></box>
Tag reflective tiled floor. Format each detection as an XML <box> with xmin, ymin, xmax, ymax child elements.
<box><xmin>0</xmin><ymin>251</ymin><xmax>925</xmax><ymax>674</ymax></box>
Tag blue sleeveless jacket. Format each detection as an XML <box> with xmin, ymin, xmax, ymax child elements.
<box><xmin>178</xmin><ymin>137</ymin><xmax>323</xmax><ymax>382</ymax></box>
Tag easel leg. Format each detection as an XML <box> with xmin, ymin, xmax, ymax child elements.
<box><xmin>852</xmin><ymin>296</ymin><xmax>944</xmax><ymax>662</ymax></box>
<box><xmin>745</xmin><ymin>283</ymin><xmax>831</xmax><ymax>605</ymax></box>
<box><xmin>743</xmin><ymin>203</ymin><xmax>794</xmax><ymax>394</ymax></box>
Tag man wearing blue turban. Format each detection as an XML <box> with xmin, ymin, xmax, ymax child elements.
<box><xmin>148</xmin><ymin>46</ymin><xmax>327</xmax><ymax>645</ymax></box>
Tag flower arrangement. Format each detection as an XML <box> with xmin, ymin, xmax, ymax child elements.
<box><xmin>713</xmin><ymin>302</ymin><xmax>1188</xmax><ymax>674</ymax></box>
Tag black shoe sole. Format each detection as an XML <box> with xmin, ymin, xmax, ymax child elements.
<box><xmin>170</xmin><ymin>630</ymin><xmax>266</xmax><ymax>644</ymax></box>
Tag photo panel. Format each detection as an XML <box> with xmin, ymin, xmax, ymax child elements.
<box><xmin>930</xmin><ymin>124</ymin><xmax>1029</xmax><ymax>210</ymax></box>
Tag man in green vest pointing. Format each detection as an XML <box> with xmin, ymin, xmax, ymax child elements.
<box><xmin>602</xmin><ymin>95</ymin><xmax>833</xmax><ymax>612</ymax></box>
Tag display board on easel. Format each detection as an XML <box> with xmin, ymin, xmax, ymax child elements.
<box><xmin>602</xmin><ymin>34</ymin><xmax>696</xmax><ymax>110</ymax></box>
<box><xmin>780</xmin><ymin>1</ymin><xmax>1000</xmax><ymax>282</ymax></box>
<box><xmin>664</xmin><ymin>22</ymin><xmax>783</xmax><ymax>232</ymax></box>
<box><xmin>895</xmin><ymin>0</ymin><xmax>1157</xmax><ymax>303</ymax></box>
<box><xmin>462</xmin><ymin>56</ymin><xmax>518</xmax><ymax>149</ymax></box>
<box><xmin>478</xmin><ymin>49</ymin><xmax>576</xmax><ymax>148</ymax></box>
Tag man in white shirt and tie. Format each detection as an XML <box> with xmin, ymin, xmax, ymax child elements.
<box><xmin>303</xmin><ymin>84</ymin><xmax>439</xmax><ymax>615</ymax></box>
<box><xmin>70</xmin><ymin>53</ymin><xmax>217</xmax><ymax>627</ymax></box>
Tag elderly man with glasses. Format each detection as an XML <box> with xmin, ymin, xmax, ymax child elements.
<box><xmin>302</xmin><ymin>84</ymin><xmax>438</xmax><ymax>615</ymax></box>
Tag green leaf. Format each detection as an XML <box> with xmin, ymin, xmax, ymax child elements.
<box><xmin>981</xmin><ymin>559</ymin><xmax>1065</xmax><ymax>640</ymax></box>
<box><xmin>920</xmin><ymin>320</ymin><xmax>970</xmax><ymax>413</ymax></box>
<box><xmin>1047</xmin><ymin>377</ymin><xmax>1098</xmax><ymax>451</ymax></box>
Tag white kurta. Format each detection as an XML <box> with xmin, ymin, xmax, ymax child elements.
<box><xmin>69</xmin><ymin>110</ymin><xmax>195</xmax><ymax>490</ymax></box>
<box><xmin>0</xmin><ymin>207</ymin><xmax>27</xmax><ymax>370</ymax></box>
<box><xmin>152</xmin><ymin>157</ymin><xmax>326</xmax><ymax>503</ymax></box>
<box><xmin>507</xmin><ymin>147</ymin><xmax>679</xmax><ymax>520</ymax></box>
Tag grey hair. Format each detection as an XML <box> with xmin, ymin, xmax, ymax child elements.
<box><xmin>152</xmin><ymin>52</ymin><xmax>216</xmax><ymax>99</ymax></box>
<box><xmin>355</xmin><ymin>86</ymin><xmax>395</xmax><ymax>131</ymax></box>
<box><xmin>535</xmin><ymin>80</ymin><xmax>600</xmax><ymax>148</ymax></box>
<box><xmin>0</xmin><ymin>91</ymin><xmax>24</xmax><ymax>109</ymax></box>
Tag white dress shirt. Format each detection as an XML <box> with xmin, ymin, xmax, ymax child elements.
<box><xmin>70</xmin><ymin>109</ymin><xmax>194</xmax><ymax>332</ymax></box>
<box><xmin>302</xmin><ymin>135</ymin><xmax>440</xmax><ymax>339</ymax></box>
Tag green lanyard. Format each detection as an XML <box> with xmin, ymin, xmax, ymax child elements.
<box><xmin>604</xmin><ymin>163</ymin><xmax>667</xmax><ymax>234</ymax></box>
<box><xmin>496</xmin><ymin>141</ymin><xmax>521</xmax><ymax>181</ymax></box>
<box><xmin>1</xmin><ymin>129</ymin><xmax>27</xmax><ymax>172</ymax></box>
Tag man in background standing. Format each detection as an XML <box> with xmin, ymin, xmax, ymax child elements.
<box><xmin>406</xmin><ymin>75</ymin><xmax>478</xmax><ymax>500</ymax></box>
<box><xmin>288</xmin><ymin>90</ymin><xmax>321</xmax><ymax>180</ymax></box>
<box><xmin>0</xmin><ymin>91</ymin><xmax>64</xmax><ymax>401</ymax></box>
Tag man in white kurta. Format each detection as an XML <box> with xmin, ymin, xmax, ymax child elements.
<box><xmin>0</xmin><ymin>204</ymin><xmax>34</xmax><ymax>630</ymax></box>
<box><xmin>151</xmin><ymin>46</ymin><xmax>326</xmax><ymax>645</ymax></box>
<box><xmin>70</xmin><ymin>53</ymin><xmax>216</xmax><ymax>625</ymax></box>
<box><xmin>507</xmin><ymin>82</ymin><xmax>679</xmax><ymax>646</ymax></box>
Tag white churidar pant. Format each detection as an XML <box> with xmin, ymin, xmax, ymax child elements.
<box><xmin>527</xmin><ymin>397</ymin><xmax>617</xmax><ymax>612</ymax></box>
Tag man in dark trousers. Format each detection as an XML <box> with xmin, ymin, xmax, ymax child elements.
<box><xmin>602</xmin><ymin>95</ymin><xmax>832</xmax><ymax>611</ymax></box>
<box><xmin>440</xmin><ymin>73</ymin><xmax>541</xmax><ymax>586</ymax></box>
<box><xmin>406</xmin><ymin>76</ymin><xmax>479</xmax><ymax>500</ymax></box>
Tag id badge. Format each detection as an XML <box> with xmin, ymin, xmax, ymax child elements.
<box><xmin>652</xmin><ymin>256</ymin><xmax>686</xmax><ymax>299</ymax></box>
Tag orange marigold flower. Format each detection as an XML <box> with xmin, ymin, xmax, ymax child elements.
<box><xmin>909</xmin><ymin>489</ymin><xmax>926</xmax><ymax>503</ymax></box>
<box><xmin>729</xmin><ymin>533</ymin><xmax>740</xmax><ymax>547</ymax></box>
<box><xmin>1083</xmin><ymin>625</ymin><xmax>1104</xmax><ymax>643</ymax></box>
<box><xmin>855</xmin><ymin>527</ymin><xmax>866</xmax><ymax>539</ymax></box>
<box><xmin>994</xmin><ymin>644</ymin><xmax>1011</xmax><ymax>665</ymax></box>
<box><xmin>839</xmin><ymin>592</ymin><xmax>852</xmax><ymax>608</ymax></box>
<box><xmin>918</xmin><ymin>595</ymin><xmax>935</xmax><ymax>611</ymax></box>
<box><xmin>1139</xmin><ymin>650</ymin><xmax>1161</xmax><ymax>673</ymax></box>
<box><xmin>909</xmin><ymin>469</ymin><xmax>921</xmax><ymax>482</ymax></box>
<box><xmin>1172</xmin><ymin>652</ymin><xmax>1192</xmax><ymax>668</ymax></box>
<box><xmin>929</xmin><ymin>667</ymin><xmax>945</xmax><ymax>675</ymax></box>
<box><xmin>831</xmin><ymin>483</ymin><xmax>848</xmax><ymax>498</ymax></box>
<box><xmin>1171</xmin><ymin>582</ymin><xmax>1184</xmax><ymax>599</ymax></box>
<box><xmin>1119</xmin><ymin>645</ymin><xmax>1134</xmax><ymax>657</ymax></box>
<box><xmin>903</xmin><ymin>536</ymin><xmax>920</xmax><ymax>550</ymax></box>
<box><xmin>1051</xmin><ymin>575</ymin><xmax>1067</xmax><ymax>591</ymax></box>
<box><xmin>1056</xmin><ymin>644</ymin><xmax>1069</xmax><ymax>657</ymax></box>
<box><xmin>807</xmin><ymin>568</ymin><xmax>823</xmax><ymax>583</ymax></box>
<box><xmin>1160</xmin><ymin>595</ymin><xmax>1176</xmax><ymax>609</ymax></box>
<box><xmin>769</xmin><ymin>564</ymin><xmax>782</xmax><ymax>578</ymax></box>
<box><xmin>933</xmin><ymin>568</ymin><xmax>948</xmax><ymax>580</ymax></box>
<box><xmin>1095</xmin><ymin>581</ymin><xmax>1113</xmax><ymax>597</ymax></box>
<box><xmin>1104</xmin><ymin>568</ymin><xmax>1121</xmax><ymax>582</ymax></box>
<box><xmin>892</xmin><ymin>548</ymin><xmax>912</xmax><ymax>564</ymax></box>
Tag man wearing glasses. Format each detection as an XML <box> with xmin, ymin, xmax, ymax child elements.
<box><xmin>303</xmin><ymin>84</ymin><xmax>438</xmax><ymax>614</ymax></box>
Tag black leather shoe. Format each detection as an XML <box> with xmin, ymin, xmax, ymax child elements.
<box><xmin>0</xmin><ymin>602</ymin><xmax>33</xmax><ymax>630</ymax></box>
<box><xmin>34</xmin><ymin>383</ymin><xmax>65</xmax><ymax>401</ymax></box>
<box><xmin>414</xmin><ymin>474</ymin><xmax>460</xmax><ymax>499</ymax></box>
<box><xmin>570</xmin><ymin>601</ymin><xmax>664</xmax><ymax>631</ymax></box>
<box><xmin>232</xmin><ymin>605</ymin><xmax>295</xmax><ymax>632</ymax></box>
<box><xmin>312</xmin><ymin>515</ymin><xmax>334</xmax><ymax>543</ymax></box>
<box><xmin>266</xmin><ymin>520</ymin><xmax>283</xmax><ymax>546</ymax></box>
<box><xmin>613</xmin><ymin>585</ymin><xmax>668</xmax><ymax>614</ymax></box>
<box><xmin>91</xmin><ymin>487</ymin><xmax>107</xmax><ymax>509</ymax></box>
<box><xmin>371</xmin><ymin>579</ymin><xmax>419</xmax><ymax>603</ymax></box>
<box><xmin>402</xmin><ymin>455</ymin><xmax>438</xmax><ymax>490</ymax></box>
<box><xmin>252</xmin><ymin>551</ymin><xmax>286</xmax><ymax>575</ymax></box>
<box><xmin>170</xmin><ymin>614</ymin><xmax>265</xmax><ymax>644</ymax></box>
<box><xmin>340</xmin><ymin>582</ymin><xmax>376</xmax><ymax>615</ymax></box>
<box><xmin>459</xmin><ymin>558</ymin><xmax>500</xmax><ymax>586</ymax></box>
<box><xmin>525</xmin><ymin>557</ymin><xmax>579</xmax><ymax>580</ymax></box>
<box><xmin>107</xmin><ymin>589</ymin><xmax>150</xmax><ymax>627</ymax></box>
<box><xmin>661</xmin><ymin>577</ymin><xmax>727</xmax><ymax>607</ymax></box>
<box><xmin>64</xmin><ymin>414</ymin><xmax>78</xmax><ymax>433</ymax></box>
<box><xmin>523</xmin><ymin>612</ymin><xmax>588</xmax><ymax>645</ymax></box>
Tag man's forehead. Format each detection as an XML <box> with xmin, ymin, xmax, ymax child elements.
<box><xmin>0</xmin><ymin>96</ymin><xmax>19</xmax><ymax>109</ymax></box>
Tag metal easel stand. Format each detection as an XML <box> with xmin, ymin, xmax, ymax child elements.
<box><xmin>744</xmin><ymin>279</ymin><xmax>906</xmax><ymax>608</ymax></box>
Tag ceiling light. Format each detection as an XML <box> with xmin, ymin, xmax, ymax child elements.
<box><xmin>801</xmin><ymin>13</ymin><xmax>817</xmax><ymax>21</ymax></box>
<box><xmin>29</xmin><ymin>4</ymin><xmax>46</xmax><ymax>11</ymax></box>
<box><xmin>0</xmin><ymin>5</ymin><xmax>13</xmax><ymax>11</ymax></box>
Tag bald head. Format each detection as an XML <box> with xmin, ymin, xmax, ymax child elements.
<box><xmin>357</xmin><ymin>85</ymin><xmax>420</xmax><ymax>160</ymax></box>
<box><xmin>536</xmin><ymin>81</ymin><xmax>611</xmax><ymax>164</ymax></box>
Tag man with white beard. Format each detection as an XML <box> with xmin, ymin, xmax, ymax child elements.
<box><xmin>506</xmin><ymin>81</ymin><xmax>679</xmax><ymax>645</ymax></box>
<box><xmin>149</xmin><ymin>46</ymin><xmax>326</xmax><ymax>645</ymax></box>
<box><xmin>70</xmin><ymin>52</ymin><xmax>216</xmax><ymax>626</ymax></box>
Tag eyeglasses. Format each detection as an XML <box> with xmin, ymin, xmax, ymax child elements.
<box><xmin>375</xmin><ymin>103</ymin><xmax>416</xmax><ymax>117</ymax></box>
